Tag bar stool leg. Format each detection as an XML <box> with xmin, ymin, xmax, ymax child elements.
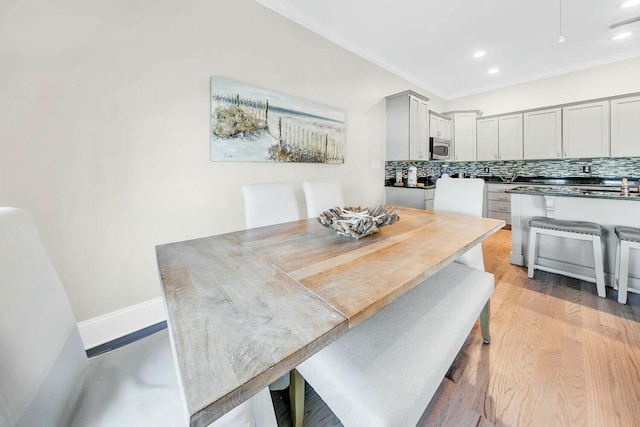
<box><xmin>618</xmin><ymin>240</ymin><xmax>631</xmax><ymax>304</ymax></box>
<box><xmin>528</xmin><ymin>227</ymin><xmax>537</xmax><ymax>278</ymax></box>
<box><xmin>592</xmin><ymin>235</ymin><xmax>606</xmax><ymax>298</ymax></box>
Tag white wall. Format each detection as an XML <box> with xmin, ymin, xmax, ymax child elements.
<box><xmin>0</xmin><ymin>0</ymin><xmax>441</xmax><ymax>323</ymax></box>
<box><xmin>444</xmin><ymin>56</ymin><xmax>640</xmax><ymax>116</ymax></box>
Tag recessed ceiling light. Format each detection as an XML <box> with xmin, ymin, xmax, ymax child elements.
<box><xmin>621</xmin><ymin>0</ymin><xmax>640</xmax><ymax>8</ymax></box>
<box><xmin>613</xmin><ymin>32</ymin><xmax>632</xmax><ymax>40</ymax></box>
<box><xmin>473</xmin><ymin>51</ymin><xmax>486</xmax><ymax>58</ymax></box>
<box><xmin>488</xmin><ymin>68</ymin><xmax>500</xmax><ymax>74</ymax></box>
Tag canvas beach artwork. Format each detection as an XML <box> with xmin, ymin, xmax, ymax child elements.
<box><xmin>210</xmin><ymin>77</ymin><xmax>346</xmax><ymax>163</ymax></box>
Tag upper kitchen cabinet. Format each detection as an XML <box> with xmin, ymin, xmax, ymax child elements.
<box><xmin>429</xmin><ymin>111</ymin><xmax>451</xmax><ymax>140</ymax></box>
<box><xmin>562</xmin><ymin>101</ymin><xmax>610</xmax><ymax>158</ymax></box>
<box><xmin>447</xmin><ymin>111</ymin><xmax>481</xmax><ymax>162</ymax></box>
<box><xmin>476</xmin><ymin>117</ymin><xmax>499</xmax><ymax>161</ymax></box>
<box><xmin>611</xmin><ymin>95</ymin><xmax>640</xmax><ymax>158</ymax></box>
<box><xmin>386</xmin><ymin>91</ymin><xmax>430</xmax><ymax>161</ymax></box>
<box><xmin>498</xmin><ymin>114</ymin><xmax>523</xmax><ymax>160</ymax></box>
<box><xmin>385</xmin><ymin>90</ymin><xmax>429</xmax><ymax>160</ymax></box>
<box><xmin>523</xmin><ymin>108</ymin><xmax>562</xmax><ymax>160</ymax></box>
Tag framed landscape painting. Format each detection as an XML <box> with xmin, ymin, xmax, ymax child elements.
<box><xmin>210</xmin><ymin>77</ymin><xmax>345</xmax><ymax>163</ymax></box>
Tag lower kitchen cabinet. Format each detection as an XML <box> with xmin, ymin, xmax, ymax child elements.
<box><xmin>424</xmin><ymin>189</ymin><xmax>435</xmax><ymax>210</ymax></box>
<box><xmin>486</xmin><ymin>183</ymin><xmax>520</xmax><ymax>226</ymax></box>
<box><xmin>385</xmin><ymin>187</ymin><xmax>424</xmax><ymax>209</ymax></box>
<box><xmin>385</xmin><ymin>187</ymin><xmax>433</xmax><ymax>210</ymax></box>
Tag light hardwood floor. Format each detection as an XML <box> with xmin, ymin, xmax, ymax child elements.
<box><xmin>272</xmin><ymin>229</ymin><xmax>640</xmax><ymax>426</ymax></box>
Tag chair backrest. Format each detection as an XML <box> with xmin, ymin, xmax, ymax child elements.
<box><xmin>0</xmin><ymin>207</ymin><xmax>88</xmax><ymax>427</ymax></box>
<box><xmin>433</xmin><ymin>177</ymin><xmax>485</xmax><ymax>217</ymax></box>
<box><xmin>302</xmin><ymin>181</ymin><xmax>345</xmax><ymax>218</ymax></box>
<box><xmin>241</xmin><ymin>183</ymin><xmax>301</xmax><ymax>229</ymax></box>
<box><xmin>433</xmin><ymin>178</ymin><xmax>486</xmax><ymax>270</ymax></box>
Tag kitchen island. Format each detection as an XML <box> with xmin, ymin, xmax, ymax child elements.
<box><xmin>508</xmin><ymin>185</ymin><xmax>640</xmax><ymax>294</ymax></box>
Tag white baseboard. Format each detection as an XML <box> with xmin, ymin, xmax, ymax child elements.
<box><xmin>77</xmin><ymin>297</ymin><xmax>166</xmax><ymax>350</ymax></box>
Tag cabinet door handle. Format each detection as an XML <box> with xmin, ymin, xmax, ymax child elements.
<box><xmin>498</xmin><ymin>206</ymin><xmax>508</xmax><ymax>211</ymax></box>
<box><xmin>499</xmin><ymin>195</ymin><xmax>508</xmax><ymax>201</ymax></box>
<box><xmin>557</xmin><ymin>151</ymin><xmax>560</xmax><ymax>157</ymax></box>
<box><xmin>563</xmin><ymin>151</ymin><xmax>566</xmax><ymax>157</ymax></box>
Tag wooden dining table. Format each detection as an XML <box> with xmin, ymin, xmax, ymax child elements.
<box><xmin>156</xmin><ymin>207</ymin><xmax>505</xmax><ymax>426</ymax></box>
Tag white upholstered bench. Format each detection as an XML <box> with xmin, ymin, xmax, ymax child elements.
<box><xmin>292</xmin><ymin>262</ymin><xmax>494</xmax><ymax>427</ymax></box>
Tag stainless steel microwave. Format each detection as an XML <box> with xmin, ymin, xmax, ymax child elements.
<box><xmin>430</xmin><ymin>137</ymin><xmax>451</xmax><ymax>160</ymax></box>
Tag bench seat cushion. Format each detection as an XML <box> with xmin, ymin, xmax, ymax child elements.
<box><xmin>296</xmin><ymin>262</ymin><xmax>494</xmax><ymax>427</ymax></box>
<box><xmin>529</xmin><ymin>217</ymin><xmax>602</xmax><ymax>236</ymax></box>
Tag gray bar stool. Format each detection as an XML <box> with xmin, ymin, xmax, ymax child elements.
<box><xmin>614</xmin><ymin>226</ymin><xmax>640</xmax><ymax>304</ymax></box>
<box><xmin>528</xmin><ymin>217</ymin><xmax>606</xmax><ymax>297</ymax></box>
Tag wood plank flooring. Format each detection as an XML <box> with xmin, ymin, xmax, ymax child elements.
<box><xmin>272</xmin><ymin>229</ymin><xmax>640</xmax><ymax>426</ymax></box>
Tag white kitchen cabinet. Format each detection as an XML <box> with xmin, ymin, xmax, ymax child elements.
<box><xmin>523</xmin><ymin>108</ymin><xmax>562</xmax><ymax>160</ymax></box>
<box><xmin>562</xmin><ymin>101</ymin><xmax>610</xmax><ymax>158</ymax></box>
<box><xmin>385</xmin><ymin>187</ymin><xmax>425</xmax><ymax>209</ymax></box>
<box><xmin>498</xmin><ymin>114</ymin><xmax>523</xmax><ymax>160</ymax></box>
<box><xmin>449</xmin><ymin>111</ymin><xmax>480</xmax><ymax>162</ymax></box>
<box><xmin>429</xmin><ymin>112</ymin><xmax>451</xmax><ymax>140</ymax></box>
<box><xmin>386</xmin><ymin>91</ymin><xmax>430</xmax><ymax>161</ymax></box>
<box><xmin>424</xmin><ymin>188</ymin><xmax>435</xmax><ymax>211</ymax></box>
<box><xmin>611</xmin><ymin>95</ymin><xmax>640</xmax><ymax>158</ymax></box>
<box><xmin>485</xmin><ymin>183</ymin><xmax>520</xmax><ymax>226</ymax></box>
<box><xmin>476</xmin><ymin>117</ymin><xmax>499</xmax><ymax>161</ymax></box>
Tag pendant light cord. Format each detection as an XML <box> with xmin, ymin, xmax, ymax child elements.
<box><xmin>558</xmin><ymin>0</ymin><xmax>565</xmax><ymax>43</ymax></box>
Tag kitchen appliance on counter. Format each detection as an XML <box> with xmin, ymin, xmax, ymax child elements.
<box><xmin>407</xmin><ymin>166</ymin><xmax>418</xmax><ymax>187</ymax></box>
<box><xmin>395</xmin><ymin>167</ymin><xmax>403</xmax><ymax>185</ymax></box>
<box><xmin>430</xmin><ymin>137</ymin><xmax>451</xmax><ymax>160</ymax></box>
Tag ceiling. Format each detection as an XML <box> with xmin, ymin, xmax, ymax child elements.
<box><xmin>254</xmin><ymin>0</ymin><xmax>640</xmax><ymax>100</ymax></box>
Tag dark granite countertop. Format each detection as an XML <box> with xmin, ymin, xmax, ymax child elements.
<box><xmin>477</xmin><ymin>176</ymin><xmax>639</xmax><ymax>187</ymax></box>
<box><xmin>384</xmin><ymin>177</ymin><xmax>436</xmax><ymax>189</ymax></box>
<box><xmin>506</xmin><ymin>185</ymin><xmax>640</xmax><ymax>201</ymax></box>
<box><xmin>384</xmin><ymin>176</ymin><xmax>640</xmax><ymax>195</ymax></box>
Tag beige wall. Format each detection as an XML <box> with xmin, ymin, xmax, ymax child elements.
<box><xmin>3</xmin><ymin>0</ymin><xmax>638</xmax><ymax>323</ymax></box>
<box><xmin>444</xmin><ymin>56</ymin><xmax>640</xmax><ymax>116</ymax></box>
<box><xmin>0</xmin><ymin>0</ymin><xmax>441</xmax><ymax>321</ymax></box>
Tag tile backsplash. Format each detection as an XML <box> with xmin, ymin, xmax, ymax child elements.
<box><xmin>385</xmin><ymin>157</ymin><xmax>640</xmax><ymax>180</ymax></box>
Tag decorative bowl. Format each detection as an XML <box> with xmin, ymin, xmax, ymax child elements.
<box><xmin>317</xmin><ymin>205</ymin><xmax>400</xmax><ymax>239</ymax></box>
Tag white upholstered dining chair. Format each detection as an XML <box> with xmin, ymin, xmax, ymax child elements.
<box><xmin>433</xmin><ymin>177</ymin><xmax>486</xmax><ymax>271</ymax></box>
<box><xmin>241</xmin><ymin>183</ymin><xmax>302</xmax><ymax>391</ymax></box>
<box><xmin>0</xmin><ymin>207</ymin><xmax>277</xmax><ymax>427</ymax></box>
<box><xmin>241</xmin><ymin>182</ymin><xmax>301</xmax><ymax>229</ymax></box>
<box><xmin>302</xmin><ymin>181</ymin><xmax>345</xmax><ymax>218</ymax></box>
